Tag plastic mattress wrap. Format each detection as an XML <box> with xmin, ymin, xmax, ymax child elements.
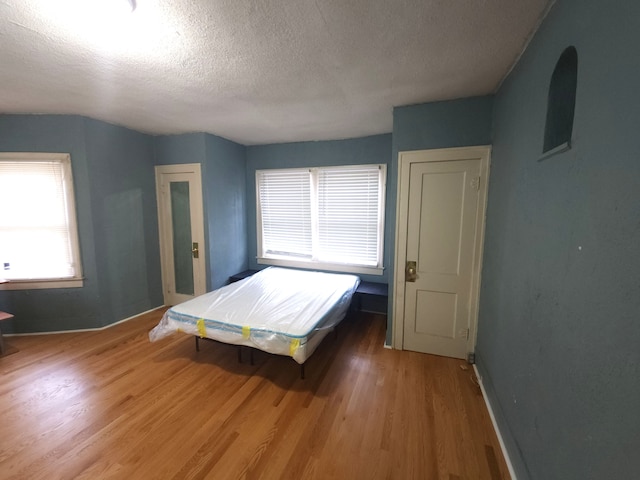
<box><xmin>149</xmin><ymin>267</ymin><xmax>360</xmax><ymax>364</ymax></box>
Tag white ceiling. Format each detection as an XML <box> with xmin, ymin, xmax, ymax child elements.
<box><xmin>0</xmin><ymin>0</ymin><xmax>552</xmax><ymax>146</ymax></box>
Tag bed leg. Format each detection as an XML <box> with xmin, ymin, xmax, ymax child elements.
<box><xmin>300</xmin><ymin>363</ymin><xmax>305</xmax><ymax>380</ymax></box>
<box><xmin>195</xmin><ymin>336</ymin><xmax>200</xmax><ymax>352</ymax></box>
<box><xmin>237</xmin><ymin>346</ymin><xmax>242</xmax><ymax>363</ymax></box>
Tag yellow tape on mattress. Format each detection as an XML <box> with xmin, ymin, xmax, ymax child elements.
<box><xmin>196</xmin><ymin>318</ymin><xmax>206</xmax><ymax>338</ymax></box>
<box><xmin>242</xmin><ymin>326</ymin><xmax>251</xmax><ymax>339</ymax></box>
<box><xmin>289</xmin><ymin>338</ymin><xmax>300</xmax><ymax>356</ymax></box>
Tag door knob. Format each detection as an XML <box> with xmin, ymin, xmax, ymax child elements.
<box><xmin>406</xmin><ymin>260</ymin><xmax>417</xmax><ymax>282</ymax></box>
<box><xmin>192</xmin><ymin>242</ymin><xmax>199</xmax><ymax>259</ymax></box>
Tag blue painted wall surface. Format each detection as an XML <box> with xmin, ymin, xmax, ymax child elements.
<box><xmin>392</xmin><ymin>97</ymin><xmax>494</xmax><ymax>154</ymax></box>
<box><xmin>476</xmin><ymin>0</ymin><xmax>640</xmax><ymax>478</ymax></box>
<box><xmin>84</xmin><ymin>119</ymin><xmax>163</xmax><ymax>326</ymax></box>
<box><xmin>154</xmin><ymin>133</ymin><xmax>207</xmax><ymax>167</ymax></box>
<box><xmin>153</xmin><ymin>133</ymin><xmax>248</xmax><ymax>290</ymax></box>
<box><xmin>388</xmin><ymin>97</ymin><xmax>494</xmax><ymax>343</ymax></box>
<box><xmin>204</xmin><ymin>134</ymin><xmax>248</xmax><ymax>289</ymax></box>
<box><xmin>245</xmin><ymin>134</ymin><xmax>392</xmax><ymax>284</ymax></box>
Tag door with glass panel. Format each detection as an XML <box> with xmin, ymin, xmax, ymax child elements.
<box><xmin>155</xmin><ymin>164</ymin><xmax>206</xmax><ymax>305</ymax></box>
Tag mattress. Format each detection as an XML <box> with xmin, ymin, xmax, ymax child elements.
<box><xmin>149</xmin><ymin>267</ymin><xmax>360</xmax><ymax>364</ymax></box>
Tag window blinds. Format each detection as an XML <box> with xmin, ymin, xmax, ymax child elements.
<box><xmin>257</xmin><ymin>164</ymin><xmax>384</xmax><ymax>269</ymax></box>
<box><xmin>0</xmin><ymin>158</ymin><xmax>77</xmax><ymax>280</ymax></box>
<box><xmin>257</xmin><ymin>169</ymin><xmax>312</xmax><ymax>259</ymax></box>
<box><xmin>317</xmin><ymin>166</ymin><xmax>381</xmax><ymax>266</ymax></box>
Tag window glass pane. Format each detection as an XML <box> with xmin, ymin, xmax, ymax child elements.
<box><xmin>0</xmin><ymin>158</ymin><xmax>78</xmax><ymax>280</ymax></box>
<box><xmin>258</xmin><ymin>169</ymin><xmax>312</xmax><ymax>258</ymax></box>
<box><xmin>256</xmin><ymin>164</ymin><xmax>385</xmax><ymax>272</ymax></box>
<box><xmin>170</xmin><ymin>181</ymin><xmax>194</xmax><ymax>296</ymax></box>
<box><xmin>317</xmin><ymin>166</ymin><xmax>381</xmax><ymax>266</ymax></box>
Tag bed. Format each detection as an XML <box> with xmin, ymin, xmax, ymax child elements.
<box><xmin>149</xmin><ymin>267</ymin><xmax>360</xmax><ymax>375</ymax></box>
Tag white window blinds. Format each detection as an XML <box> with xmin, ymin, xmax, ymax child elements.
<box><xmin>257</xmin><ymin>169</ymin><xmax>312</xmax><ymax>259</ymax></box>
<box><xmin>256</xmin><ymin>164</ymin><xmax>385</xmax><ymax>273</ymax></box>
<box><xmin>317</xmin><ymin>166</ymin><xmax>382</xmax><ymax>266</ymax></box>
<box><xmin>0</xmin><ymin>154</ymin><xmax>82</xmax><ymax>281</ymax></box>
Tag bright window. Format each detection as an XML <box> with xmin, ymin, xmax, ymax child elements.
<box><xmin>0</xmin><ymin>153</ymin><xmax>83</xmax><ymax>289</ymax></box>
<box><xmin>256</xmin><ymin>164</ymin><xmax>386</xmax><ymax>275</ymax></box>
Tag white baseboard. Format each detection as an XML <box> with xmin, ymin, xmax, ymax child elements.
<box><xmin>473</xmin><ymin>364</ymin><xmax>517</xmax><ymax>480</ymax></box>
<box><xmin>5</xmin><ymin>305</ymin><xmax>166</xmax><ymax>337</ymax></box>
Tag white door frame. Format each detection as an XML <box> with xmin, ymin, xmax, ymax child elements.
<box><xmin>392</xmin><ymin>146</ymin><xmax>491</xmax><ymax>354</ymax></box>
<box><xmin>155</xmin><ymin>163</ymin><xmax>207</xmax><ymax>305</ymax></box>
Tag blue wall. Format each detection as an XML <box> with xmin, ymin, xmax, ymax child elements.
<box><xmin>392</xmin><ymin>97</ymin><xmax>494</xmax><ymax>153</ymax></box>
<box><xmin>84</xmin><ymin>119</ymin><xmax>163</xmax><ymax>325</ymax></box>
<box><xmin>154</xmin><ymin>133</ymin><xmax>207</xmax><ymax>167</ymax></box>
<box><xmin>389</xmin><ymin>97</ymin><xmax>494</xmax><ymax>343</ymax></box>
<box><xmin>245</xmin><ymin>134</ymin><xmax>392</xmax><ymax>284</ymax></box>
<box><xmin>476</xmin><ymin>0</ymin><xmax>640</xmax><ymax>478</ymax></box>
<box><xmin>204</xmin><ymin>134</ymin><xmax>248</xmax><ymax>289</ymax></box>
<box><xmin>0</xmin><ymin>115</ymin><xmax>163</xmax><ymax>332</ymax></box>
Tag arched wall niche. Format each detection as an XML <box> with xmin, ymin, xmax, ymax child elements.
<box><xmin>541</xmin><ymin>46</ymin><xmax>578</xmax><ymax>159</ymax></box>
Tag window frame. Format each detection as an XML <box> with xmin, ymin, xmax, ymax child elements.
<box><xmin>0</xmin><ymin>152</ymin><xmax>84</xmax><ymax>290</ymax></box>
<box><xmin>256</xmin><ymin>164</ymin><xmax>386</xmax><ymax>276</ymax></box>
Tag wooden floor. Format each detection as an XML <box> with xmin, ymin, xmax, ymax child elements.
<box><xmin>0</xmin><ymin>308</ymin><xmax>509</xmax><ymax>480</ymax></box>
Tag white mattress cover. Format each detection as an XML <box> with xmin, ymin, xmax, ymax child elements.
<box><xmin>149</xmin><ymin>267</ymin><xmax>360</xmax><ymax>363</ymax></box>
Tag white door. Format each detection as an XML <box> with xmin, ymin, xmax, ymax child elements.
<box><xmin>155</xmin><ymin>164</ymin><xmax>207</xmax><ymax>305</ymax></box>
<box><xmin>393</xmin><ymin>147</ymin><xmax>490</xmax><ymax>359</ymax></box>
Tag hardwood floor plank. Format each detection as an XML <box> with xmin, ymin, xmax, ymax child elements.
<box><xmin>0</xmin><ymin>309</ymin><xmax>510</xmax><ymax>479</ymax></box>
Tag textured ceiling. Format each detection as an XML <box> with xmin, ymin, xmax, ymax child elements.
<box><xmin>0</xmin><ymin>0</ymin><xmax>552</xmax><ymax>145</ymax></box>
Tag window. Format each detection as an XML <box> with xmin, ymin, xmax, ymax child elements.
<box><xmin>0</xmin><ymin>153</ymin><xmax>83</xmax><ymax>289</ymax></box>
<box><xmin>256</xmin><ymin>164</ymin><xmax>386</xmax><ymax>275</ymax></box>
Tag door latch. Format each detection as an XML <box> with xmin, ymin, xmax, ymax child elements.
<box><xmin>406</xmin><ymin>260</ymin><xmax>417</xmax><ymax>282</ymax></box>
<box><xmin>192</xmin><ymin>242</ymin><xmax>199</xmax><ymax>259</ymax></box>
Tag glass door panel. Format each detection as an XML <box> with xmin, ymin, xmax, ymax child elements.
<box><xmin>170</xmin><ymin>181</ymin><xmax>194</xmax><ymax>296</ymax></box>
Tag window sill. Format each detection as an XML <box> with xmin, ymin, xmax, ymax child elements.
<box><xmin>0</xmin><ymin>278</ymin><xmax>84</xmax><ymax>290</ymax></box>
<box><xmin>257</xmin><ymin>257</ymin><xmax>384</xmax><ymax>276</ymax></box>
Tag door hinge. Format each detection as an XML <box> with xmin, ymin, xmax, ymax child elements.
<box><xmin>470</xmin><ymin>176</ymin><xmax>480</xmax><ymax>191</ymax></box>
